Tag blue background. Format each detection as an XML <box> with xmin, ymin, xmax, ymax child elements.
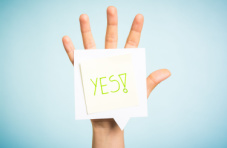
<box><xmin>1</xmin><ymin>0</ymin><xmax>227</xmax><ymax>147</ymax></box>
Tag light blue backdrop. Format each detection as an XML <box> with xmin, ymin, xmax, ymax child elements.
<box><xmin>1</xmin><ymin>0</ymin><xmax>227</xmax><ymax>147</ymax></box>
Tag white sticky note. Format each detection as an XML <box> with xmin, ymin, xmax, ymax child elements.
<box><xmin>74</xmin><ymin>48</ymin><xmax>147</xmax><ymax>129</ymax></box>
<box><xmin>80</xmin><ymin>54</ymin><xmax>139</xmax><ymax>114</ymax></box>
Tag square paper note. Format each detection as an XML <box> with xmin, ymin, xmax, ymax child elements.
<box><xmin>80</xmin><ymin>54</ymin><xmax>139</xmax><ymax>114</ymax></box>
<box><xmin>74</xmin><ymin>48</ymin><xmax>147</xmax><ymax>130</ymax></box>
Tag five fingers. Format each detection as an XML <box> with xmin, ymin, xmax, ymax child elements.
<box><xmin>62</xmin><ymin>6</ymin><xmax>171</xmax><ymax>98</ymax></box>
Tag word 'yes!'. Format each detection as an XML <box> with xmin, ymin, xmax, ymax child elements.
<box><xmin>90</xmin><ymin>73</ymin><xmax>128</xmax><ymax>96</ymax></box>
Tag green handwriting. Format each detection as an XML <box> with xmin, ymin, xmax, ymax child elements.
<box><xmin>90</xmin><ymin>73</ymin><xmax>128</xmax><ymax>96</ymax></box>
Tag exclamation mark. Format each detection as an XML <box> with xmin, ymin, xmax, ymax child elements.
<box><xmin>118</xmin><ymin>73</ymin><xmax>128</xmax><ymax>93</ymax></box>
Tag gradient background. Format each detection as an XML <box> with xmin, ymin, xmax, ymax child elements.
<box><xmin>1</xmin><ymin>0</ymin><xmax>227</xmax><ymax>147</ymax></box>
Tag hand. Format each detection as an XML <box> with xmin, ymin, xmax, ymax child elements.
<box><xmin>62</xmin><ymin>6</ymin><xmax>171</xmax><ymax>148</ymax></box>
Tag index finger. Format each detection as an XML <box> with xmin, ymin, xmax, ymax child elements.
<box><xmin>125</xmin><ymin>14</ymin><xmax>144</xmax><ymax>48</ymax></box>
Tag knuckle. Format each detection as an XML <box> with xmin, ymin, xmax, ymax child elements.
<box><xmin>127</xmin><ymin>40</ymin><xmax>138</xmax><ymax>47</ymax></box>
<box><xmin>85</xmin><ymin>42</ymin><xmax>96</xmax><ymax>49</ymax></box>
<box><xmin>105</xmin><ymin>34</ymin><xmax>118</xmax><ymax>43</ymax></box>
<box><xmin>147</xmin><ymin>75</ymin><xmax>158</xmax><ymax>86</ymax></box>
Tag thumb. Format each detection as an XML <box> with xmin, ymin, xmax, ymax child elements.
<box><xmin>146</xmin><ymin>69</ymin><xmax>171</xmax><ymax>98</ymax></box>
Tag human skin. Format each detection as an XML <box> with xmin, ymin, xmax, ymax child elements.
<box><xmin>62</xmin><ymin>6</ymin><xmax>171</xmax><ymax>148</ymax></box>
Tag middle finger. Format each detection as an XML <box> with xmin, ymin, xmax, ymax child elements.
<box><xmin>105</xmin><ymin>6</ymin><xmax>118</xmax><ymax>49</ymax></box>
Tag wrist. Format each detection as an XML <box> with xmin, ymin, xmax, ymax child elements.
<box><xmin>92</xmin><ymin>123</ymin><xmax>123</xmax><ymax>135</ymax></box>
<box><xmin>91</xmin><ymin>119</ymin><xmax>124</xmax><ymax>148</ymax></box>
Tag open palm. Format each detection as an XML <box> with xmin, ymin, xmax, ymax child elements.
<box><xmin>62</xmin><ymin>6</ymin><xmax>171</xmax><ymax>129</ymax></box>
